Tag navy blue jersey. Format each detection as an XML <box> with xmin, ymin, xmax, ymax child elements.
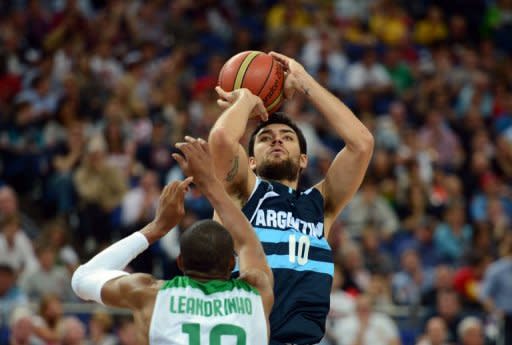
<box><xmin>241</xmin><ymin>178</ymin><xmax>334</xmax><ymax>345</ymax></box>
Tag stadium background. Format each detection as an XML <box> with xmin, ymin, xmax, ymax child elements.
<box><xmin>0</xmin><ymin>0</ymin><xmax>511</xmax><ymax>344</ymax></box>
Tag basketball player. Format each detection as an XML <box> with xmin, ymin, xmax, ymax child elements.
<box><xmin>209</xmin><ymin>51</ymin><xmax>374</xmax><ymax>344</ymax></box>
<box><xmin>71</xmin><ymin>139</ymin><xmax>274</xmax><ymax>345</ymax></box>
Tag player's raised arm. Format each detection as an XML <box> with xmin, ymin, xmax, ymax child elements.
<box><xmin>270</xmin><ymin>51</ymin><xmax>374</xmax><ymax>235</ymax></box>
<box><xmin>208</xmin><ymin>87</ymin><xmax>267</xmax><ymax>200</ymax></box>
<box><xmin>173</xmin><ymin>138</ymin><xmax>274</xmax><ymax>317</ymax></box>
<box><xmin>71</xmin><ymin>178</ymin><xmax>193</xmax><ymax>310</ymax></box>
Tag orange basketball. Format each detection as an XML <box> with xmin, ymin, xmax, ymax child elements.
<box><xmin>218</xmin><ymin>51</ymin><xmax>285</xmax><ymax>114</ymax></box>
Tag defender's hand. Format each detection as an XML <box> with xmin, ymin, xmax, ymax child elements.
<box><xmin>173</xmin><ymin>137</ymin><xmax>219</xmax><ymax>193</ymax></box>
<box><xmin>153</xmin><ymin>177</ymin><xmax>193</xmax><ymax>233</ymax></box>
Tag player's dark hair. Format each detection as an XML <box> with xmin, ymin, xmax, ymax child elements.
<box><xmin>180</xmin><ymin>220</ymin><xmax>234</xmax><ymax>276</ymax></box>
<box><xmin>248</xmin><ymin>112</ymin><xmax>307</xmax><ymax>156</ymax></box>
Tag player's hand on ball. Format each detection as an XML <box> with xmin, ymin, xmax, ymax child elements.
<box><xmin>154</xmin><ymin>177</ymin><xmax>193</xmax><ymax>233</ymax></box>
<box><xmin>269</xmin><ymin>51</ymin><xmax>309</xmax><ymax>100</ymax></box>
<box><xmin>173</xmin><ymin>137</ymin><xmax>218</xmax><ymax>192</ymax></box>
<box><xmin>215</xmin><ymin>86</ymin><xmax>268</xmax><ymax>121</ymax></box>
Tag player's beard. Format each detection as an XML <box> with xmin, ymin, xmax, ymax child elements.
<box><xmin>256</xmin><ymin>157</ymin><xmax>300</xmax><ymax>182</ymax></box>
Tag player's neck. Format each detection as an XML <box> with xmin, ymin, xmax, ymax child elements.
<box><xmin>184</xmin><ymin>270</ymin><xmax>229</xmax><ymax>282</ymax></box>
<box><xmin>271</xmin><ymin>178</ymin><xmax>299</xmax><ymax>191</ymax></box>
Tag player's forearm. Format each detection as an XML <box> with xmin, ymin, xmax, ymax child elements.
<box><xmin>209</xmin><ymin>94</ymin><xmax>254</xmax><ymax>149</ymax></box>
<box><xmin>302</xmin><ymin>76</ymin><xmax>374</xmax><ymax>152</ymax></box>
<box><xmin>72</xmin><ymin>227</ymin><xmax>151</xmax><ymax>304</ymax></box>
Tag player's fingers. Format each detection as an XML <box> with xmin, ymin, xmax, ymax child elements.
<box><xmin>175</xmin><ymin>142</ymin><xmax>193</xmax><ymax>157</ymax></box>
<box><xmin>197</xmin><ymin>138</ymin><xmax>209</xmax><ymax>153</ymax></box>
<box><xmin>177</xmin><ymin>176</ymin><xmax>194</xmax><ymax>194</ymax></box>
<box><xmin>215</xmin><ymin>86</ymin><xmax>225</xmax><ymax>96</ymax></box>
<box><xmin>184</xmin><ymin>136</ymin><xmax>196</xmax><ymax>143</ymax></box>
<box><xmin>171</xmin><ymin>153</ymin><xmax>187</xmax><ymax>170</ymax></box>
<box><xmin>217</xmin><ymin>99</ymin><xmax>231</xmax><ymax>109</ymax></box>
<box><xmin>269</xmin><ymin>51</ymin><xmax>288</xmax><ymax>65</ymax></box>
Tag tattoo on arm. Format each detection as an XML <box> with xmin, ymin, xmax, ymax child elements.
<box><xmin>226</xmin><ymin>155</ymin><xmax>239</xmax><ymax>182</ymax></box>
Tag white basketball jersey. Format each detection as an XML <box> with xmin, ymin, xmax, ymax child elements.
<box><xmin>149</xmin><ymin>276</ymin><xmax>267</xmax><ymax>345</ymax></box>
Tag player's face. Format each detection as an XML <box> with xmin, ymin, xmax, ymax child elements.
<box><xmin>250</xmin><ymin>124</ymin><xmax>307</xmax><ymax>182</ymax></box>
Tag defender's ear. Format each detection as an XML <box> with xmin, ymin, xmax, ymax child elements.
<box><xmin>177</xmin><ymin>255</ymin><xmax>184</xmax><ymax>272</ymax></box>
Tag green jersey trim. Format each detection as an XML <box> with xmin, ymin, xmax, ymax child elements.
<box><xmin>161</xmin><ymin>276</ymin><xmax>260</xmax><ymax>296</ymax></box>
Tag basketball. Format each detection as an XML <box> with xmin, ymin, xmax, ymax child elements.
<box><xmin>218</xmin><ymin>51</ymin><xmax>285</xmax><ymax>114</ymax></box>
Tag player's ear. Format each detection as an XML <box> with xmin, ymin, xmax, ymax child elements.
<box><xmin>299</xmin><ymin>153</ymin><xmax>307</xmax><ymax>169</ymax></box>
<box><xmin>248</xmin><ymin>156</ymin><xmax>257</xmax><ymax>171</ymax></box>
<box><xmin>228</xmin><ymin>255</ymin><xmax>235</xmax><ymax>272</ymax></box>
<box><xmin>177</xmin><ymin>254</ymin><xmax>184</xmax><ymax>272</ymax></box>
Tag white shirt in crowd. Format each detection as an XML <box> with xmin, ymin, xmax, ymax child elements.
<box><xmin>333</xmin><ymin>312</ymin><xmax>400</xmax><ymax>345</ymax></box>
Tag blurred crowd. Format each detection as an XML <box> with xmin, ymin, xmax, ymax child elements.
<box><xmin>1</xmin><ymin>0</ymin><xmax>512</xmax><ymax>345</ymax></box>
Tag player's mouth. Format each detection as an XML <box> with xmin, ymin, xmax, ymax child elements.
<box><xmin>269</xmin><ymin>148</ymin><xmax>286</xmax><ymax>155</ymax></box>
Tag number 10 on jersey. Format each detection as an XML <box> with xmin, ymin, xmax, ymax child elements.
<box><xmin>288</xmin><ymin>234</ymin><xmax>310</xmax><ymax>265</ymax></box>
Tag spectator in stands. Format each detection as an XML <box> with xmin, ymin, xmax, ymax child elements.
<box><xmin>457</xmin><ymin>317</ymin><xmax>485</xmax><ymax>345</ymax></box>
<box><xmin>31</xmin><ymin>294</ymin><xmax>63</xmax><ymax>344</ymax></box>
<box><xmin>361</xmin><ymin>228</ymin><xmax>394</xmax><ymax>275</ymax></box>
<box><xmin>0</xmin><ymin>186</ymin><xmax>39</xmax><ymax>238</ymax></box>
<box><xmin>58</xmin><ymin>316</ymin><xmax>86</xmax><ymax>345</ymax></box>
<box><xmin>115</xmin><ymin>317</ymin><xmax>136</xmax><ymax>345</ymax></box>
<box><xmin>425</xmin><ymin>290</ymin><xmax>465</xmax><ymax>344</ymax></box>
<box><xmin>332</xmin><ymin>294</ymin><xmax>401</xmax><ymax>345</ymax></box>
<box><xmin>453</xmin><ymin>252</ymin><xmax>492</xmax><ymax>313</ymax></box>
<box><xmin>74</xmin><ymin>135</ymin><xmax>127</xmax><ymax>251</ymax></box>
<box><xmin>0</xmin><ymin>261</ymin><xmax>28</xmax><ymax>329</ymax></box>
<box><xmin>434</xmin><ymin>201</ymin><xmax>473</xmax><ymax>265</ymax></box>
<box><xmin>39</xmin><ymin>219</ymin><xmax>79</xmax><ymax>273</ymax></box>
<box><xmin>86</xmin><ymin>310</ymin><xmax>116</xmax><ymax>345</ymax></box>
<box><xmin>20</xmin><ymin>243</ymin><xmax>74</xmax><ymax>301</ymax></box>
<box><xmin>338</xmin><ymin>243</ymin><xmax>371</xmax><ymax>294</ymax></box>
<box><xmin>421</xmin><ymin>265</ymin><xmax>454</xmax><ymax>310</ymax></box>
<box><xmin>413</xmin><ymin>6</ymin><xmax>448</xmax><ymax>46</ymax></box>
<box><xmin>47</xmin><ymin>122</ymin><xmax>84</xmax><ymax>216</ymax></box>
<box><xmin>7</xmin><ymin>307</ymin><xmax>34</xmax><ymax>345</ymax></box>
<box><xmin>346</xmin><ymin>48</ymin><xmax>392</xmax><ymax>95</ymax></box>
<box><xmin>345</xmin><ymin>175</ymin><xmax>399</xmax><ymax>240</ymax></box>
<box><xmin>416</xmin><ymin>317</ymin><xmax>449</xmax><ymax>345</ymax></box>
<box><xmin>392</xmin><ymin>249</ymin><xmax>433</xmax><ymax>305</ymax></box>
<box><xmin>480</xmin><ymin>233</ymin><xmax>512</xmax><ymax>345</ymax></box>
<box><xmin>397</xmin><ymin>216</ymin><xmax>441</xmax><ymax>269</ymax></box>
<box><xmin>0</xmin><ymin>215</ymin><xmax>38</xmax><ymax>277</ymax></box>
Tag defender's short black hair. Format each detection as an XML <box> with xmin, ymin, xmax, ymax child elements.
<box><xmin>179</xmin><ymin>220</ymin><xmax>234</xmax><ymax>276</ymax></box>
<box><xmin>248</xmin><ymin>112</ymin><xmax>307</xmax><ymax>156</ymax></box>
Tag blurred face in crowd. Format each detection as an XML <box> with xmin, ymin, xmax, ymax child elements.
<box><xmin>444</xmin><ymin>205</ymin><xmax>465</xmax><ymax>228</ymax></box>
<box><xmin>61</xmin><ymin>317</ymin><xmax>86</xmax><ymax>345</ymax></box>
<box><xmin>426</xmin><ymin>317</ymin><xmax>447</xmax><ymax>345</ymax></box>
<box><xmin>434</xmin><ymin>266</ymin><xmax>453</xmax><ymax>289</ymax></box>
<box><xmin>460</xmin><ymin>322</ymin><xmax>484</xmax><ymax>345</ymax></box>
<box><xmin>250</xmin><ymin>124</ymin><xmax>306</xmax><ymax>182</ymax></box>
<box><xmin>437</xmin><ymin>291</ymin><xmax>460</xmax><ymax>320</ymax></box>
<box><xmin>41</xmin><ymin>295</ymin><xmax>62</xmax><ymax>323</ymax></box>
<box><xmin>355</xmin><ymin>295</ymin><xmax>372</xmax><ymax>323</ymax></box>
<box><xmin>0</xmin><ymin>187</ymin><xmax>18</xmax><ymax>216</ymax></box>
<box><xmin>2</xmin><ymin>219</ymin><xmax>20</xmax><ymax>243</ymax></box>
<box><xmin>401</xmin><ymin>250</ymin><xmax>420</xmax><ymax>273</ymax></box>
<box><xmin>140</xmin><ymin>171</ymin><xmax>159</xmax><ymax>193</ymax></box>
<box><xmin>38</xmin><ymin>248</ymin><xmax>56</xmax><ymax>271</ymax></box>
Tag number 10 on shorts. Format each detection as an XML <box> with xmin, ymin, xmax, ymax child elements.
<box><xmin>288</xmin><ymin>234</ymin><xmax>310</xmax><ymax>265</ymax></box>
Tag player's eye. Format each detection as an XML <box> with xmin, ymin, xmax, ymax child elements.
<box><xmin>259</xmin><ymin>135</ymin><xmax>271</xmax><ymax>142</ymax></box>
<box><xmin>283</xmin><ymin>135</ymin><xmax>293</xmax><ymax>141</ymax></box>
